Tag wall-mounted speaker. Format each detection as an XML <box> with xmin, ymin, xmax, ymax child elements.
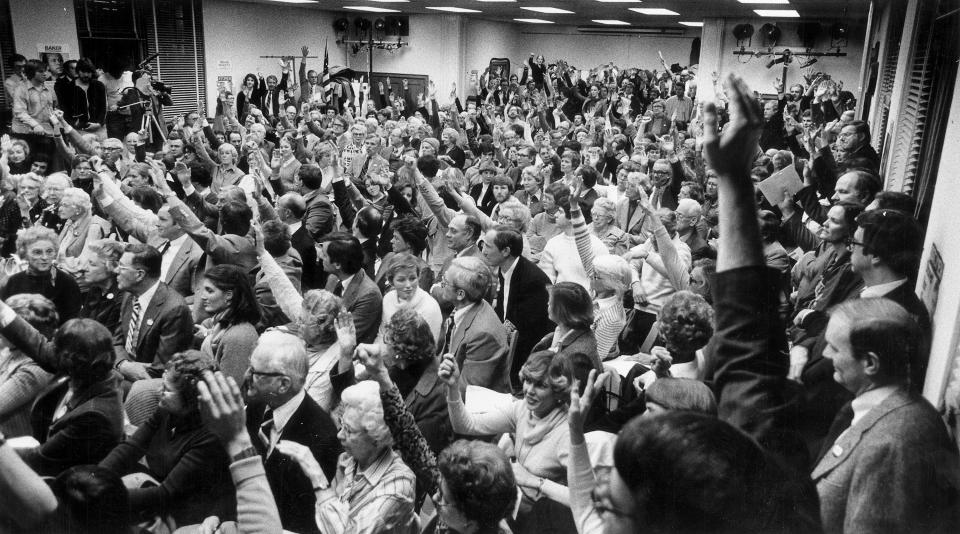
<box><xmin>385</xmin><ymin>16</ymin><xmax>409</xmax><ymax>36</ymax></box>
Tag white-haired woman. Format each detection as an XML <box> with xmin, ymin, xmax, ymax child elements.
<box><xmin>439</xmin><ymin>127</ymin><xmax>466</xmax><ymax>170</ymax></box>
<box><xmin>589</xmin><ymin>197</ymin><xmax>629</xmax><ymax>257</ymax></box>
<box><xmin>310</xmin><ymin>380</ymin><xmax>418</xmax><ymax>533</ymax></box>
<box><xmin>57</xmin><ymin>187</ymin><xmax>111</xmax><ymax>265</ymax></box>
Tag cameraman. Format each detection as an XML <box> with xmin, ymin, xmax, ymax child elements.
<box><xmin>118</xmin><ymin>69</ymin><xmax>172</xmax><ymax>150</ymax></box>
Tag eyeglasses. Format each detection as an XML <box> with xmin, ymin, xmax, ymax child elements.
<box><xmin>845</xmin><ymin>238</ymin><xmax>866</xmax><ymax>251</ymax></box>
<box><xmin>115</xmin><ymin>264</ymin><xmax>144</xmax><ymax>274</ymax></box>
<box><xmin>245</xmin><ymin>368</ymin><xmax>287</xmax><ymax>380</ymax></box>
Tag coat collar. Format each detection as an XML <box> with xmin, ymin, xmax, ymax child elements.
<box><xmin>811</xmin><ymin>388</ymin><xmax>914</xmax><ymax>480</ymax></box>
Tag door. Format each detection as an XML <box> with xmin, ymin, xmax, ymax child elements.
<box><xmin>367</xmin><ymin>72</ymin><xmax>429</xmax><ymax>116</ymax></box>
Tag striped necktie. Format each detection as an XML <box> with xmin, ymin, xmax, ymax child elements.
<box><xmin>259</xmin><ymin>408</ymin><xmax>275</xmax><ymax>453</ymax></box>
<box><xmin>124</xmin><ymin>300</ymin><xmax>142</xmax><ymax>356</ymax></box>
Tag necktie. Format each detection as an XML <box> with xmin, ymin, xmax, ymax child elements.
<box><xmin>816</xmin><ymin>401</ymin><xmax>855</xmax><ymax>465</ymax></box>
<box><xmin>259</xmin><ymin>408</ymin><xmax>275</xmax><ymax>453</ymax></box>
<box><xmin>652</xmin><ymin>188</ymin><xmax>663</xmax><ymax>209</ymax></box>
<box><xmin>124</xmin><ymin>300</ymin><xmax>142</xmax><ymax>356</ymax></box>
<box><xmin>158</xmin><ymin>240</ymin><xmax>171</xmax><ymax>257</ymax></box>
<box><xmin>267</xmin><ymin>90</ymin><xmax>274</xmax><ymax>115</ymax></box>
<box><xmin>439</xmin><ymin>316</ymin><xmax>455</xmax><ymax>356</ymax></box>
<box><xmin>495</xmin><ymin>269</ymin><xmax>506</xmax><ymax>320</ymax></box>
<box><xmin>358</xmin><ymin>156</ymin><xmax>371</xmax><ymax>181</ymax></box>
<box><xmin>334</xmin><ymin>281</ymin><xmax>344</xmax><ymax>297</ymax></box>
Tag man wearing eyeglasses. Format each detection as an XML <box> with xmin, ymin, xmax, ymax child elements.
<box><xmin>244</xmin><ymin>330</ymin><xmax>341</xmax><ymax>534</ymax></box>
<box><xmin>112</xmin><ymin>243</ymin><xmax>193</xmax><ymax>386</ymax></box>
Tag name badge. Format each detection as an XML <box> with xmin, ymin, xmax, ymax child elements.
<box><xmin>146</xmin><ymin>319</ymin><xmax>155</xmax><ymax>327</ymax></box>
<box><xmin>831</xmin><ymin>444</ymin><xmax>844</xmax><ymax>457</ymax></box>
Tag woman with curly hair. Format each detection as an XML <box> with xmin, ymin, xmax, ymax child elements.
<box><xmin>654</xmin><ymin>290</ymin><xmax>715</xmax><ymax>380</ymax></box>
<box><xmin>99</xmin><ymin>350</ymin><xmax>236</xmax><ymax>528</ymax></box>
<box><xmin>195</xmin><ymin>264</ymin><xmax>262</xmax><ymax>384</ymax></box>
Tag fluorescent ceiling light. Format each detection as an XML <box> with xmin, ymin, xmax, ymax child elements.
<box><xmin>592</xmin><ymin>19</ymin><xmax>631</xmax><ymax>25</ymax></box>
<box><xmin>427</xmin><ymin>7</ymin><xmax>481</xmax><ymax>13</ymax></box>
<box><xmin>514</xmin><ymin>18</ymin><xmax>555</xmax><ymax>23</ymax></box>
<box><xmin>478</xmin><ymin>0</ymin><xmax>516</xmax><ymax>2</ymax></box>
<box><xmin>343</xmin><ymin>6</ymin><xmax>400</xmax><ymax>12</ymax></box>
<box><xmin>268</xmin><ymin>0</ymin><xmax>318</xmax><ymax>4</ymax></box>
<box><xmin>366</xmin><ymin>0</ymin><xmax>408</xmax><ymax>3</ymax></box>
<box><xmin>739</xmin><ymin>0</ymin><xmax>789</xmax><ymax>3</ymax></box>
<box><xmin>521</xmin><ymin>7</ymin><xmax>575</xmax><ymax>14</ymax></box>
<box><xmin>595</xmin><ymin>0</ymin><xmax>641</xmax><ymax>3</ymax></box>
<box><xmin>679</xmin><ymin>21</ymin><xmax>703</xmax><ymax>27</ymax></box>
<box><xmin>754</xmin><ymin>9</ymin><xmax>800</xmax><ymax>17</ymax></box>
<box><xmin>630</xmin><ymin>8</ymin><xmax>679</xmax><ymax>15</ymax></box>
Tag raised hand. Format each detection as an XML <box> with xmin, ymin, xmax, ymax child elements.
<box><xmin>333</xmin><ymin>310</ymin><xmax>357</xmax><ymax>353</ymax></box>
<box><xmin>301</xmin><ymin>46</ymin><xmax>309</xmax><ymax>58</ymax></box>
<box><xmin>277</xmin><ymin>440</ymin><xmax>329</xmax><ymax>489</ymax></box>
<box><xmin>354</xmin><ymin>343</ymin><xmax>389</xmax><ymax>383</ymax></box>
<box><xmin>196</xmin><ymin>371</ymin><xmax>250</xmax><ymax>452</ymax></box>
<box><xmin>437</xmin><ymin>353</ymin><xmax>461</xmax><ymax>388</ymax></box>
<box><xmin>568</xmin><ymin>369</ymin><xmax>608</xmax><ymax>436</ymax></box>
<box><xmin>702</xmin><ymin>74</ymin><xmax>762</xmax><ymax>180</ymax></box>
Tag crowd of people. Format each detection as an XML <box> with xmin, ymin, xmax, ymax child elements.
<box><xmin>0</xmin><ymin>42</ymin><xmax>956</xmax><ymax>534</ymax></box>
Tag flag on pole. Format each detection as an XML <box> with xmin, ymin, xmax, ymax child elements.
<box><xmin>321</xmin><ymin>40</ymin><xmax>332</xmax><ymax>102</ymax></box>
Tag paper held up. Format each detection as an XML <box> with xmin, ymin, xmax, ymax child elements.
<box><xmin>758</xmin><ymin>164</ymin><xmax>804</xmax><ymax>206</ymax></box>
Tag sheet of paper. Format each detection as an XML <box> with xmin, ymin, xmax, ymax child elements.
<box><xmin>758</xmin><ymin>165</ymin><xmax>804</xmax><ymax>206</ymax></box>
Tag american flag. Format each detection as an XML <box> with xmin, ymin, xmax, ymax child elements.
<box><xmin>321</xmin><ymin>41</ymin><xmax>332</xmax><ymax>102</ymax></box>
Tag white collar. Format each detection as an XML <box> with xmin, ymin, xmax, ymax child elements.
<box><xmin>287</xmin><ymin>220</ymin><xmax>303</xmax><ymax>234</ymax></box>
<box><xmin>850</xmin><ymin>385</ymin><xmax>899</xmax><ymax>427</ymax></box>
<box><xmin>339</xmin><ymin>273</ymin><xmax>355</xmax><ymax>290</ymax></box>
<box><xmin>271</xmin><ymin>389</ymin><xmax>306</xmax><ymax>435</ymax></box>
<box><xmin>167</xmin><ymin>232</ymin><xmax>189</xmax><ymax>251</ymax></box>
<box><xmin>860</xmin><ymin>278</ymin><xmax>907</xmax><ymax>299</ymax></box>
<box><xmin>452</xmin><ymin>301</ymin><xmax>478</xmax><ymax>325</ymax></box>
<box><xmin>136</xmin><ymin>281</ymin><xmax>161</xmax><ymax>311</ymax></box>
<box><xmin>500</xmin><ymin>256</ymin><xmax>519</xmax><ymax>279</ymax></box>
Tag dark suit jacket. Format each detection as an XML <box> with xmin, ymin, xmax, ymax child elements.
<box><xmin>444</xmin><ymin>301</ymin><xmax>510</xmax><ymax>393</ymax></box>
<box><xmin>469</xmin><ymin>182</ymin><xmax>497</xmax><ymax>216</ymax></box>
<box><xmin>291</xmin><ymin>224</ymin><xmax>321</xmax><ymax>290</ymax></box>
<box><xmin>813</xmin><ymin>389</ymin><xmax>958</xmax><ymax>534</ymax></box>
<box><xmin>325</xmin><ymin>270</ymin><xmax>382</xmax><ymax>344</ymax></box>
<box><xmin>302</xmin><ymin>189</ymin><xmax>336</xmax><ymax>242</ymax></box>
<box><xmin>246</xmin><ymin>395</ymin><xmax>342</xmax><ymax>534</ymax></box>
<box><xmin>577</xmin><ymin>188</ymin><xmax>599</xmax><ymax>225</ymax></box>
<box><xmin>499</xmin><ymin>256</ymin><xmax>554</xmax><ymax>381</ymax></box>
<box><xmin>515</xmin><ymin>190</ymin><xmax>544</xmax><ymax>218</ymax></box>
<box><xmin>532</xmin><ymin>328</ymin><xmax>602</xmax><ymax>373</ymax></box>
<box><xmin>114</xmin><ymin>283</ymin><xmax>194</xmax><ymax>378</ymax></box>
<box><xmin>615</xmin><ymin>197</ymin><xmax>656</xmax><ymax>245</ymax></box>
<box><xmin>162</xmin><ymin>236</ymin><xmax>204</xmax><ymax>300</ymax></box>
<box><xmin>683</xmin><ymin>230</ymin><xmax>716</xmax><ymax>262</ymax></box>
<box><xmin>361</xmin><ymin>238</ymin><xmax>378</xmax><ymax>279</ymax></box>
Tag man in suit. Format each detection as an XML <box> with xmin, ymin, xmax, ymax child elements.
<box><xmin>96</xmin><ymin>173</ymin><xmax>205</xmax><ymax>301</ymax></box>
<box><xmin>348</xmin><ymin>134</ymin><xmax>389</xmax><ymax>191</ymax></box>
<box><xmin>436</xmin><ymin>256</ymin><xmax>510</xmax><ymax>393</ymax></box>
<box><xmin>320</xmin><ymin>232</ymin><xmax>382</xmax><ymax>344</ymax></box>
<box><xmin>167</xmin><ymin>193</ymin><xmax>259</xmax><ymax>273</ymax></box>
<box><xmin>648</xmin><ymin>156</ymin><xmax>684</xmax><ymax>212</ymax></box>
<box><xmin>244</xmin><ymin>331</ymin><xmax>342</xmax><ymax>534</ymax></box>
<box><xmin>353</xmin><ymin>206</ymin><xmax>381</xmax><ymax>279</ymax></box>
<box><xmin>676</xmin><ymin>198</ymin><xmax>716</xmax><ymax>262</ymax></box>
<box><xmin>278</xmin><ymin>192</ymin><xmax>321</xmax><ymax>289</ymax></box>
<box><xmin>812</xmin><ymin>298</ymin><xmax>958</xmax><ymax>533</ymax></box>
<box><xmin>112</xmin><ymin>244</ymin><xmax>193</xmax><ymax>386</ymax></box>
<box><xmin>480</xmin><ymin>227</ymin><xmax>553</xmax><ymax>391</ymax></box>
<box><xmin>261</xmin><ymin>66</ymin><xmax>290</xmax><ymax>122</ymax></box>
<box><xmin>300</xmin><ymin>164</ymin><xmax>338</xmax><ymax>243</ymax></box>
<box><xmin>615</xmin><ymin>171</ymin><xmax>657</xmax><ymax>246</ymax></box>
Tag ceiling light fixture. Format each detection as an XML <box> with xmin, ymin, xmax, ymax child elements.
<box><xmin>738</xmin><ymin>0</ymin><xmax>789</xmax><ymax>4</ymax></box>
<box><xmin>754</xmin><ymin>9</ymin><xmax>800</xmax><ymax>17</ymax></box>
<box><xmin>520</xmin><ymin>7</ymin><xmax>575</xmax><ymax>14</ymax></box>
<box><xmin>595</xmin><ymin>0</ymin><xmax>642</xmax><ymax>3</ymax></box>
<box><xmin>268</xmin><ymin>0</ymin><xmax>318</xmax><ymax>4</ymax></box>
<box><xmin>427</xmin><ymin>7</ymin><xmax>481</xmax><ymax>13</ymax></box>
<box><xmin>514</xmin><ymin>18</ymin><xmax>555</xmax><ymax>23</ymax></box>
<box><xmin>365</xmin><ymin>0</ymin><xmax>409</xmax><ymax>3</ymax></box>
<box><xmin>679</xmin><ymin>21</ymin><xmax>704</xmax><ymax>27</ymax></box>
<box><xmin>629</xmin><ymin>8</ymin><xmax>680</xmax><ymax>15</ymax></box>
<box><xmin>343</xmin><ymin>6</ymin><xmax>401</xmax><ymax>13</ymax></box>
<box><xmin>592</xmin><ymin>19</ymin><xmax>631</xmax><ymax>25</ymax></box>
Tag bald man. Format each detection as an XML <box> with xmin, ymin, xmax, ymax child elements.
<box><xmin>278</xmin><ymin>192</ymin><xmax>321</xmax><ymax>289</ymax></box>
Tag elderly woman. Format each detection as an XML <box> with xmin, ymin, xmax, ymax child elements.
<box><xmin>526</xmin><ymin>181</ymin><xmax>566</xmax><ymax>262</ymax></box>
<box><xmin>589</xmin><ymin>197</ymin><xmax>629</xmax><ymax>256</ymax></box>
<box><xmin>515</xmin><ymin>165</ymin><xmax>544</xmax><ymax>217</ymax></box>
<box><xmin>314</xmin><ymin>380</ymin><xmax>418</xmax><ymax>533</ymax></box>
<box><xmin>294</xmin><ymin>290</ymin><xmax>344</xmax><ymax>411</ymax></box>
<box><xmin>0</xmin><ymin>173</ymin><xmax>47</xmax><ymax>256</ymax></box>
<box><xmin>649</xmin><ymin>290</ymin><xmax>715</xmax><ymax>380</ymax></box>
<box><xmin>439</xmin><ymin>127</ymin><xmax>466</xmax><ymax>170</ymax></box>
<box><xmin>99</xmin><ymin>350</ymin><xmax>236</xmax><ymax>527</ymax></box>
<box><xmin>0</xmin><ymin>308</ymin><xmax>123</xmax><ymax>476</ymax></box>
<box><xmin>78</xmin><ymin>239</ymin><xmax>125</xmax><ymax>333</ymax></box>
<box><xmin>0</xmin><ymin>294</ymin><xmax>56</xmax><ymax>437</ymax></box>
<box><xmin>440</xmin><ymin>349</ymin><xmax>584</xmax><ymax>533</ymax></box>
<box><xmin>334</xmin><ymin>342</ymin><xmax>519</xmax><ymax>534</ymax></box>
<box><xmin>375</xmin><ymin>216</ymin><xmax>434</xmax><ymax>294</ymax></box>
<box><xmin>57</xmin><ymin>187</ymin><xmax>111</xmax><ymax>266</ymax></box>
<box><xmin>335</xmin><ymin>307</ymin><xmax>450</xmax><ymax>454</ymax></box>
<box><xmin>195</xmin><ymin>264</ymin><xmax>262</xmax><ymax>384</ymax></box>
<box><xmin>0</xmin><ymin>226</ymin><xmax>82</xmax><ymax>322</ymax></box>
<box><xmin>40</xmin><ymin>172</ymin><xmax>70</xmax><ymax>232</ymax></box>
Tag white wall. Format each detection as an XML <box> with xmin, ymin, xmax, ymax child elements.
<box><xmin>714</xmin><ymin>19</ymin><xmax>866</xmax><ymax>98</ymax></box>
<box><xmin>918</xmin><ymin>65</ymin><xmax>960</xmax><ymax>406</ymax></box>
<box><xmin>10</xmin><ymin>0</ymin><xmax>79</xmax><ymax>62</ymax></box>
